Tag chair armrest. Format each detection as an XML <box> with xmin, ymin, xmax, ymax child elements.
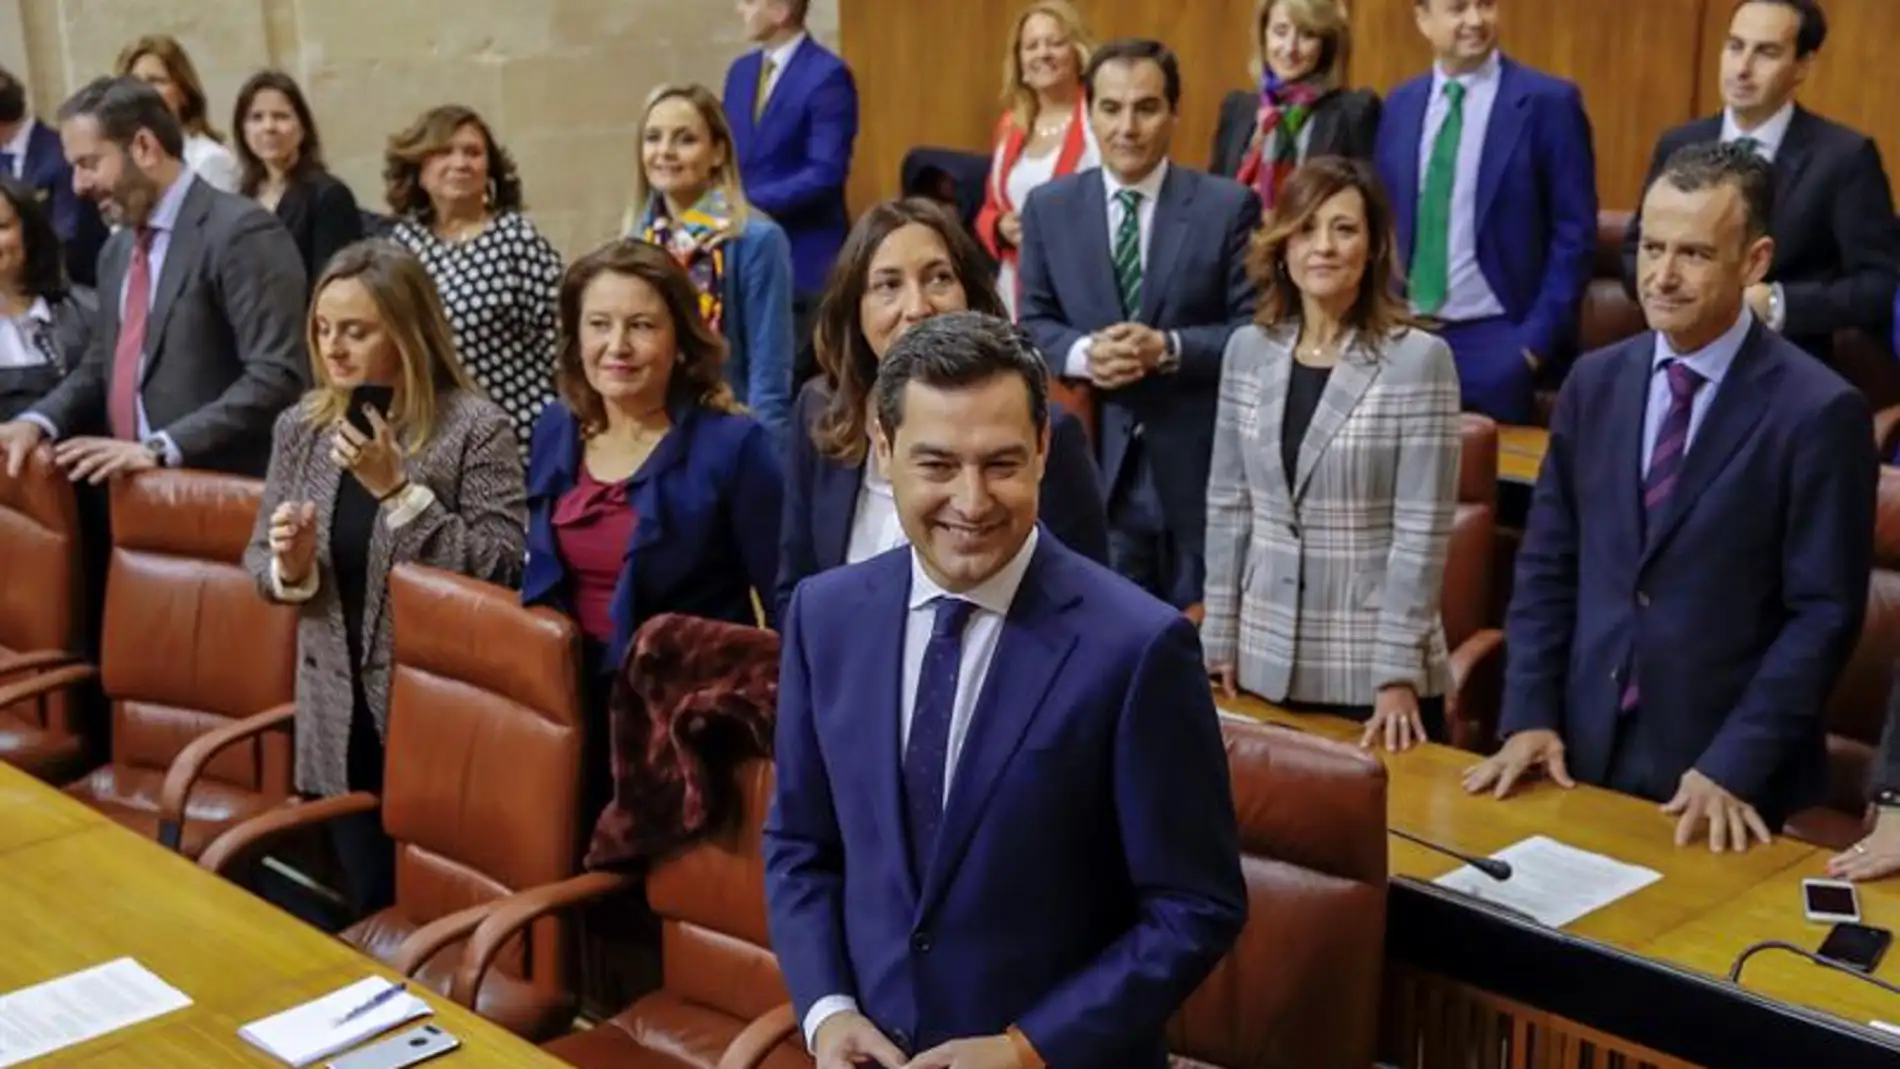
<box><xmin>448</xmin><ymin>871</ymin><xmax>637</xmax><ymax>1005</ymax></box>
<box><xmin>0</xmin><ymin>649</ymin><xmax>80</xmax><ymax>681</ymax></box>
<box><xmin>386</xmin><ymin>901</ymin><xmax>503</xmax><ymax>978</ymax></box>
<box><xmin>1446</xmin><ymin>628</ymin><xmax>1505</xmax><ymax>753</ymax></box>
<box><xmin>156</xmin><ymin>702</ymin><xmax>297</xmax><ymax>852</ymax></box>
<box><xmin>1874</xmin><ymin>404</ymin><xmax>1900</xmax><ymax>458</ymax></box>
<box><xmin>718</xmin><ymin>1003</ymin><xmax>801</xmax><ymax>1069</ymax></box>
<box><xmin>198</xmin><ymin>791</ymin><xmax>381</xmax><ymax>874</ymax></box>
<box><xmin>0</xmin><ymin>663</ymin><xmax>97</xmax><ymax>725</ymax></box>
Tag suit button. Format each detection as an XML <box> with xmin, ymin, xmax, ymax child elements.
<box><xmin>911</xmin><ymin>932</ymin><xmax>932</xmax><ymax>953</ymax></box>
<box><xmin>1636</xmin><ymin>591</ymin><xmax>1650</xmax><ymax>607</ymax></box>
<box><xmin>1286</xmin><ymin>523</ymin><xmax>1300</xmax><ymax>538</ymax></box>
<box><xmin>892</xmin><ymin>1029</ymin><xmax>911</xmax><ymax>1051</ymax></box>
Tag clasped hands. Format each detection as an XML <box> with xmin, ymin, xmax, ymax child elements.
<box><xmin>1084</xmin><ymin>323</ymin><xmax>1168</xmax><ymax>391</ymax></box>
<box><xmin>1462</xmin><ymin>730</ymin><xmax>1772</xmax><ymax>852</ymax></box>
<box><xmin>815</xmin><ymin>1011</ymin><xmax>1022</xmax><ymax>1069</ymax></box>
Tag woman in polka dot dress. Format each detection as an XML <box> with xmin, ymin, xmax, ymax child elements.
<box><xmin>384</xmin><ymin>105</ymin><xmax>563</xmax><ymax>455</ymax></box>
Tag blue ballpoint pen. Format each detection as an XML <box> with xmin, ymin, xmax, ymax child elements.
<box><xmin>332</xmin><ymin>981</ymin><xmax>406</xmax><ymax>1028</ymax></box>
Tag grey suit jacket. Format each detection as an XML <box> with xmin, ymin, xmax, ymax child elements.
<box><xmin>243</xmin><ymin>389</ymin><xmax>526</xmax><ymax>797</ymax></box>
<box><xmin>1201</xmin><ymin>324</ymin><xmax>1461</xmax><ymax>705</ymax></box>
<box><xmin>31</xmin><ymin>175</ymin><xmax>308</xmax><ymax>476</ymax></box>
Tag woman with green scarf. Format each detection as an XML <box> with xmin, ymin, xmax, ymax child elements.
<box><xmin>628</xmin><ymin>83</ymin><xmax>795</xmax><ymax>450</ymax></box>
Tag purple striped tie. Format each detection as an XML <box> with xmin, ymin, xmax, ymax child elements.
<box><xmin>1621</xmin><ymin>359</ymin><xmax>1705</xmax><ymax>711</ymax></box>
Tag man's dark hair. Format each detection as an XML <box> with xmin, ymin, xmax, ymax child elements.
<box><xmin>0</xmin><ymin>67</ymin><xmax>25</xmax><ymax>126</ymax></box>
<box><xmin>1732</xmin><ymin>0</ymin><xmax>1827</xmax><ymax>58</ymax></box>
<box><xmin>56</xmin><ymin>75</ymin><xmax>183</xmax><ymax>159</ymax></box>
<box><xmin>874</xmin><ymin>312</ymin><xmax>1050</xmax><ymax>443</ymax></box>
<box><xmin>1652</xmin><ymin>141</ymin><xmax>1776</xmax><ymax>244</ymax></box>
<box><xmin>1083</xmin><ymin>38</ymin><xmax>1181</xmax><ymax>111</ymax></box>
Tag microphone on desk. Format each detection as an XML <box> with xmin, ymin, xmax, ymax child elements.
<box><xmin>1389</xmin><ymin>827</ymin><xmax>1513</xmax><ymax>881</ymax></box>
<box><xmin>1728</xmin><ymin>940</ymin><xmax>1900</xmax><ymax>998</ymax></box>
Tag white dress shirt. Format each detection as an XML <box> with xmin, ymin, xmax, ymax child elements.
<box><xmin>756</xmin><ymin>32</ymin><xmax>808</xmax><ymax>111</ymax></box>
<box><xmin>1063</xmin><ymin>159</ymin><xmax>1170</xmax><ymax>379</ymax></box>
<box><xmin>843</xmin><ymin>452</ymin><xmax>908</xmax><ymax>564</ymax></box>
<box><xmin>1720</xmin><ymin>103</ymin><xmax>1793</xmax><ymax>331</ymax></box>
<box><xmin>183</xmin><ymin>134</ymin><xmax>241</xmax><ymax>193</ymax></box>
<box><xmin>1412</xmin><ymin>49</ymin><xmax>1506</xmax><ymax>322</ymax></box>
<box><xmin>800</xmin><ymin>528</ymin><xmax>1042</xmax><ymax>1048</ymax></box>
<box><xmin>1</xmin><ymin>118</ymin><xmax>30</xmax><ymax>177</ymax></box>
<box><xmin>0</xmin><ymin>297</ymin><xmax>53</xmax><ymax>370</ymax></box>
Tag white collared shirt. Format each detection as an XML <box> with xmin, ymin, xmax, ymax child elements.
<box><xmin>1642</xmin><ymin>307</ymin><xmax>1753</xmax><ymax>473</ymax></box>
<box><xmin>1721</xmin><ymin>102</ymin><xmax>1795</xmax><ymax>162</ymax></box>
<box><xmin>1</xmin><ymin>118</ymin><xmax>30</xmax><ymax>177</ymax></box>
<box><xmin>1412</xmin><ymin>49</ymin><xmax>1506</xmax><ymax>321</ymax></box>
<box><xmin>0</xmin><ymin>297</ymin><xmax>53</xmax><ymax>369</ymax></box>
<box><xmin>756</xmin><ymin>32</ymin><xmax>808</xmax><ymax>110</ymax></box>
<box><xmin>844</xmin><ymin>451</ymin><xmax>907</xmax><ymax>564</ymax></box>
<box><xmin>1063</xmin><ymin>160</ymin><xmax>1171</xmax><ymax>378</ymax></box>
<box><xmin>800</xmin><ymin>527</ymin><xmax>1042</xmax><ymax>1049</ymax></box>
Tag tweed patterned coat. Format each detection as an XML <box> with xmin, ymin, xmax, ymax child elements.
<box><xmin>1201</xmin><ymin>323</ymin><xmax>1461</xmax><ymax>706</ymax></box>
<box><xmin>243</xmin><ymin>388</ymin><xmax>527</xmax><ymax>797</ymax></box>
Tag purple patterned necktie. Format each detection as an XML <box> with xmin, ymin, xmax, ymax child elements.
<box><xmin>902</xmin><ymin>596</ymin><xmax>976</xmax><ymax>882</ymax></box>
<box><xmin>1621</xmin><ymin>359</ymin><xmax>1706</xmax><ymax>711</ymax></box>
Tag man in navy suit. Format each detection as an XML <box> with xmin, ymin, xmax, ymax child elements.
<box><xmin>1017</xmin><ymin>38</ymin><xmax>1257</xmax><ymax>611</ymax></box>
<box><xmin>1465</xmin><ymin>142</ymin><xmax>1876</xmax><ymax>849</ymax></box>
<box><xmin>765</xmin><ymin>312</ymin><xmax>1244</xmax><ymax>1069</ymax></box>
<box><xmin>1373</xmin><ymin>0</ymin><xmax>1597</xmax><ymax>424</ymax></box>
<box><xmin>0</xmin><ymin>66</ymin><xmax>107</xmax><ymax>287</ymax></box>
<box><xmin>724</xmin><ymin>0</ymin><xmax>858</xmax><ymax>381</ymax></box>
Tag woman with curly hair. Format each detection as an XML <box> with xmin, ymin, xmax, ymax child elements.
<box><xmin>385</xmin><ymin>104</ymin><xmax>563</xmax><ymax>453</ymax></box>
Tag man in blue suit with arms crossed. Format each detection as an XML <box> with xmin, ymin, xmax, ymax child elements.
<box><xmin>1464</xmin><ymin>142</ymin><xmax>1876</xmax><ymax>849</ymax></box>
<box><xmin>766</xmin><ymin>312</ymin><xmax>1245</xmax><ymax>1069</ymax></box>
<box><xmin>1374</xmin><ymin>0</ymin><xmax>1597</xmax><ymax>424</ymax></box>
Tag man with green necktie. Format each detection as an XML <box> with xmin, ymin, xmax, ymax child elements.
<box><xmin>1373</xmin><ymin>0</ymin><xmax>1598</xmax><ymax>425</ymax></box>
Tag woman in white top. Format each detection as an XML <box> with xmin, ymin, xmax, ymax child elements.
<box><xmin>974</xmin><ymin>0</ymin><xmax>1100</xmax><ymax>320</ymax></box>
<box><xmin>118</xmin><ymin>35</ymin><xmax>242</xmax><ymax>192</ymax></box>
<box><xmin>0</xmin><ymin>175</ymin><xmax>92</xmax><ymax>421</ymax></box>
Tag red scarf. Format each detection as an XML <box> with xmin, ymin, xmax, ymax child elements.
<box><xmin>1235</xmin><ymin>75</ymin><xmax>1325</xmax><ymax>213</ymax></box>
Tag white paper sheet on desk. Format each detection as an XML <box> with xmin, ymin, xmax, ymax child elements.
<box><xmin>0</xmin><ymin>957</ymin><xmax>192</xmax><ymax>1067</ymax></box>
<box><xmin>1434</xmin><ymin>835</ymin><xmax>1662</xmax><ymax>928</ymax></box>
<box><xmin>239</xmin><ymin>976</ymin><xmax>431</xmax><ymax>1067</ymax></box>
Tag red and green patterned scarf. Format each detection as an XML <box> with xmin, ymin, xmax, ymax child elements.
<box><xmin>637</xmin><ymin>189</ymin><xmax>734</xmax><ymax>334</ymax></box>
<box><xmin>1236</xmin><ymin>73</ymin><xmax>1325</xmax><ymax>213</ymax></box>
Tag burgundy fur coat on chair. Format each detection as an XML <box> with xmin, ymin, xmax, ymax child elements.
<box><xmin>584</xmin><ymin>613</ymin><xmax>779</xmax><ymax>871</ymax></box>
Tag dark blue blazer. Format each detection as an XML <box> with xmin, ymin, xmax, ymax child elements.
<box><xmin>1374</xmin><ymin>56</ymin><xmax>1597</xmax><ymax>365</ymax></box>
<box><xmin>1017</xmin><ymin>165</ymin><xmax>1258</xmax><ymax>556</ymax></box>
<box><xmin>722</xmin><ymin>40</ymin><xmax>859</xmax><ymax>295</ymax></box>
<box><xmin>1502</xmin><ymin>324</ymin><xmax>1876</xmax><ymax>822</ymax></box>
<box><xmin>765</xmin><ymin>536</ymin><xmax>1245</xmax><ymax>1066</ymax></box>
<box><xmin>522</xmin><ymin>401</ymin><xmax>783</xmax><ymax>670</ymax></box>
<box><xmin>771</xmin><ymin>379</ymin><xmax>1110</xmax><ymax>619</ymax></box>
<box><xmin>21</xmin><ymin>121</ymin><xmax>108</xmax><ymax>288</ymax></box>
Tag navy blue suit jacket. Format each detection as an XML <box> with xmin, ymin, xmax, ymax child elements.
<box><xmin>522</xmin><ymin>401</ymin><xmax>782</xmax><ymax>669</ymax></box>
<box><xmin>765</xmin><ymin>536</ymin><xmax>1246</xmax><ymax>1066</ymax></box>
<box><xmin>21</xmin><ymin>121</ymin><xmax>108</xmax><ymax>288</ymax></box>
<box><xmin>723</xmin><ymin>40</ymin><xmax>858</xmax><ymax>295</ymax></box>
<box><xmin>1502</xmin><ymin>324</ymin><xmax>1876</xmax><ymax>821</ymax></box>
<box><xmin>1017</xmin><ymin>166</ymin><xmax>1258</xmax><ymax>555</ymax></box>
<box><xmin>1374</xmin><ymin>56</ymin><xmax>1597</xmax><ymax>365</ymax></box>
<box><xmin>771</xmin><ymin>379</ymin><xmax>1110</xmax><ymax>619</ymax></box>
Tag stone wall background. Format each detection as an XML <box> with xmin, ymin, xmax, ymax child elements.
<box><xmin>2</xmin><ymin>0</ymin><xmax>841</xmax><ymax>257</ymax></box>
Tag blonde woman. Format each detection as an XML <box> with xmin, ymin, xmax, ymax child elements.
<box><xmin>975</xmin><ymin>0</ymin><xmax>1098</xmax><ymax>319</ymax></box>
<box><xmin>1210</xmin><ymin>0</ymin><xmax>1380</xmax><ymax>210</ymax></box>
<box><xmin>245</xmin><ymin>240</ymin><xmax>526</xmax><ymax>915</ymax></box>
<box><xmin>117</xmin><ymin>35</ymin><xmax>242</xmax><ymax>192</ymax></box>
<box><xmin>627</xmin><ymin>84</ymin><xmax>794</xmax><ymax>446</ymax></box>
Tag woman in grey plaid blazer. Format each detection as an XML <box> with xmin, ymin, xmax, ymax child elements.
<box><xmin>1202</xmin><ymin>157</ymin><xmax>1460</xmax><ymax>752</ymax></box>
<box><xmin>244</xmin><ymin>241</ymin><xmax>526</xmax><ymax>914</ymax></box>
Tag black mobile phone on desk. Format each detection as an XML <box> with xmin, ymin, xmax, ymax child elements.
<box><xmin>1819</xmin><ymin>922</ymin><xmax>1893</xmax><ymax>974</ymax></box>
<box><xmin>346</xmin><ymin>385</ymin><xmax>395</xmax><ymax>438</ymax></box>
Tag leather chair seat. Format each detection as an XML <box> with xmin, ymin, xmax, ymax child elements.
<box><xmin>1783</xmin><ymin>805</ymin><xmax>1868</xmax><ymax>852</ymax></box>
<box><xmin>0</xmin><ymin>710</ymin><xmax>86</xmax><ymax>783</ymax></box>
<box><xmin>542</xmin><ymin>991</ymin><xmax>808</xmax><ymax>1069</ymax></box>
<box><xmin>64</xmin><ymin>764</ymin><xmax>280</xmax><ymax>858</ymax></box>
<box><xmin>345</xmin><ymin>906</ymin><xmax>575</xmax><ymax>1043</ymax></box>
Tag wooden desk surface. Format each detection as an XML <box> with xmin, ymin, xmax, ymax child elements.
<box><xmin>0</xmin><ymin>763</ymin><xmax>567</xmax><ymax>1068</ymax></box>
<box><xmin>1498</xmin><ymin>424</ymin><xmax>1548</xmax><ymax>486</ymax></box>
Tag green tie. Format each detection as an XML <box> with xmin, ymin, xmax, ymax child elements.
<box><xmin>1733</xmin><ymin>135</ymin><xmax>1762</xmax><ymax>158</ymax></box>
<box><xmin>1112</xmin><ymin>188</ymin><xmax>1143</xmax><ymax>317</ymax></box>
<box><xmin>1410</xmin><ymin>80</ymin><xmax>1466</xmax><ymax>315</ymax></box>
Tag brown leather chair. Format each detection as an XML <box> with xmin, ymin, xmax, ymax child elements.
<box><xmin>1578</xmin><ymin>210</ymin><xmax>1647</xmax><ymax>359</ymax></box>
<box><xmin>3</xmin><ymin>471</ymin><xmax>299</xmax><ymax>854</ymax></box>
<box><xmin>202</xmin><ymin>563</ymin><xmax>589</xmax><ymax>1041</ymax></box>
<box><xmin>1169</xmin><ymin>716</ymin><xmax>1388</xmax><ymax>1069</ymax></box>
<box><xmin>1784</xmin><ymin>467</ymin><xmax>1900</xmax><ymax>848</ymax></box>
<box><xmin>1443</xmin><ymin>414</ymin><xmax>1504</xmax><ymax>752</ymax></box>
<box><xmin>0</xmin><ymin>447</ymin><xmax>92</xmax><ymax>782</ymax></box>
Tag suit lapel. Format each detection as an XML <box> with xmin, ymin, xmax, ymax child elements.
<box><xmin>1769</xmin><ymin>109</ymin><xmax>1816</xmax><ymax>247</ymax></box>
<box><xmin>1475</xmin><ymin>59</ymin><xmax>1528</xmax><ymax>230</ymax></box>
<box><xmin>1292</xmin><ymin>345</ymin><xmax>1379</xmax><ymax>503</ymax></box>
<box><xmin>757</xmin><ymin>44</ymin><xmax>813</xmax><ymax>130</ymax></box>
<box><xmin>1639</xmin><ymin>325</ymin><xmax>1777</xmax><ymax>568</ymax></box>
<box><xmin>1139</xmin><ymin>168</ymin><xmax>1190</xmax><ymax>323</ymax></box>
<box><xmin>918</xmin><ymin>540</ymin><xmax>1078</xmax><ymax>916</ymax></box>
<box><xmin>1389</xmin><ymin>85</ymin><xmax>1427</xmax><ymax>262</ymax></box>
<box><xmin>1075</xmin><ymin>177</ymin><xmax>1121</xmax><ymax>324</ymax></box>
<box><xmin>731</xmin><ymin>51</ymin><xmax>764</xmax><ymax>147</ymax></box>
<box><xmin>864</xmin><ymin>558</ymin><xmax>922</xmax><ymax>906</ymax></box>
<box><xmin>625</xmin><ymin>407</ymin><xmax>697</xmax><ymax>556</ymax></box>
<box><xmin>141</xmin><ymin>180</ymin><xmax>210</xmax><ymax>382</ymax></box>
<box><xmin>1255</xmin><ymin>341</ymin><xmax>1296</xmax><ymax>512</ymax></box>
<box><xmin>812</xmin><ymin>457</ymin><xmax>863</xmax><ymax>569</ymax></box>
<box><xmin>1606</xmin><ymin>341</ymin><xmax>1651</xmax><ymax>565</ymax></box>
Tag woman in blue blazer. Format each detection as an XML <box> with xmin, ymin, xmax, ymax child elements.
<box><xmin>774</xmin><ymin>197</ymin><xmax>1109</xmax><ymax>619</ymax></box>
<box><xmin>523</xmin><ymin>239</ymin><xmax>780</xmax><ymax>813</ymax></box>
<box><xmin>627</xmin><ymin>83</ymin><xmax>793</xmax><ymax>448</ymax></box>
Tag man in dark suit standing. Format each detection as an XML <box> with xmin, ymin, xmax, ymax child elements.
<box><xmin>1621</xmin><ymin>0</ymin><xmax>1899</xmax><ymax>365</ymax></box>
<box><xmin>766</xmin><ymin>312</ymin><xmax>1244</xmax><ymax>1069</ymax></box>
<box><xmin>0</xmin><ymin>76</ymin><xmax>306</xmax><ymax>482</ymax></box>
<box><xmin>1018</xmin><ymin>38</ymin><xmax>1257</xmax><ymax>611</ymax></box>
<box><xmin>0</xmin><ymin>65</ymin><xmax>108</xmax><ymax>287</ymax></box>
<box><xmin>1466</xmin><ymin>142</ymin><xmax>1877</xmax><ymax>849</ymax></box>
<box><xmin>1373</xmin><ymin>0</ymin><xmax>1597</xmax><ymax>424</ymax></box>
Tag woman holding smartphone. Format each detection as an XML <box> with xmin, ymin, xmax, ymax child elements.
<box><xmin>245</xmin><ymin>239</ymin><xmax>526</xmax><ymax>919</ymax></box>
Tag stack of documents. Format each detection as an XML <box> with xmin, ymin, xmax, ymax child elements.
<box><xmin>0</xmin><ymin>958</ymin><xmax>191</xmax><ymax>1068</ymax></box>
<box><xmin>238</xmin><ymin>977</ymin><xmax>431</xmax><ymax>1067</ymax></box>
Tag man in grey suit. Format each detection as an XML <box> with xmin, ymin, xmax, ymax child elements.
<box><xmin>0</xmin><ymin>76</ymin><xmax>306</xmax><ymax>482</ymax></box>
<box><xmin>1018</xmin><ymin>38</ymin><xmax>1258</xmax><ymax>610</ymax></box>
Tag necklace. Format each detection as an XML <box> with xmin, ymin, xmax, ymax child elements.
<box><xmin>1033</xmin><ymin>114</ymin><xmax>1071</xmax><ymax>138</ymax></box>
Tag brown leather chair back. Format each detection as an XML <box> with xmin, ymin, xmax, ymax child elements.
<box><xmin>0</xmin><ymin>448</ymin><xmax>85</xmax><ymax>778</ymax></box>
<box><xmin>1170</xmin><ymin>718</ymin><xmax>1388</xmax><ymax>1069</ymax></box>
<box><xmin>381</xmin><ymin>563</ymin><xmax>584</xmax><ymax>992</ymax></box>
<box><xmin>1443</xmin><ymin>415</ymin><xmax>1501</xmax><ymax>749</ymax></box>
<box><xmin>97</xmin><ymin>472</ymin><xmax>295</xmax><ymax>796</ymax></box>
<box><xmin>1810</xmin><ymin>468</ymin><xmax>1900</xmax><ymax>825</ymax></box>
<box><xmin>1580</xmin><ymin>210</ymin><xmax>1646</xmax><ymax>357</ymax></box>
